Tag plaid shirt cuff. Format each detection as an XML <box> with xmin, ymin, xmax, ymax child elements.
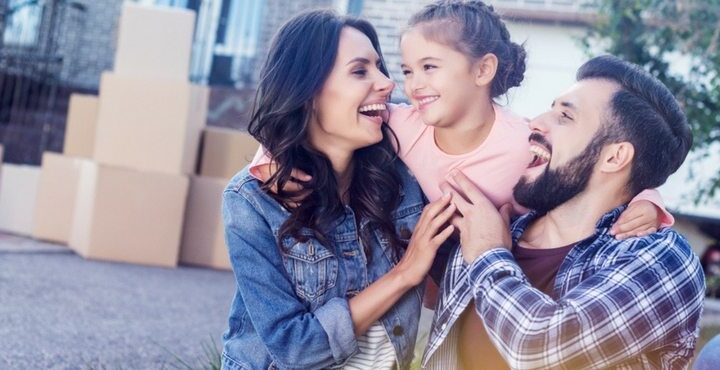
<box><xmin>467</xmin><ymin>248</ymin><xmax>524</xmax><ymax>299</ymax></box>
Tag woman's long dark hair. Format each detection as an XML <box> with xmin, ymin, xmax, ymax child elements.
<box><xmin>247</xmin><ymin>10</ymin><xmax>405</xmax><ymax>258</ymax></box>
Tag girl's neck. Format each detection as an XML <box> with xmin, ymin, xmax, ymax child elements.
<box><xmin>433</xmin><ymin>99</ymin><xmax>495</xmax><ymax>155</ymax></box>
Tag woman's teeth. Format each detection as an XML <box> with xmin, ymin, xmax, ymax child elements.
<box><xmin>358</xmin><ymin>103</ymin><xmax>387</xmax><ymax>115</ymax></box>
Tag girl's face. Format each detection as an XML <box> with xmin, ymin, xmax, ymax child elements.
<box><xmin>309</xmin><ymin>27</ymin><xmax>394</xmax><ymax>154</ymax></box>
<box><xmin>400</xmin><ymin>27</ymin><xmax>487</xmax><ymax>128</ymax></box>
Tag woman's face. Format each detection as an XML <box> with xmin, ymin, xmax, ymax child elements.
<box><xmin>308</xmin><ymin>26</ymin><xmax>394</xmax><ymax>154</ymax></box>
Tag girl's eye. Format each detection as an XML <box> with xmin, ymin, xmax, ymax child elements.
<box><xmin>423</xmin><ymin>64</ymin><xmax>437</xmax><ymax>71</ymax></box>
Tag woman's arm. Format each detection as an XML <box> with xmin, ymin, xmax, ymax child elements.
<box><xmin>223</xmin><ymin>188</ymin><xmax>455</xmax><ymax>368</ymax></box>
<box><xmin>348</xmin><ymin>193</ymin><xmax>456</xmax><ymax>335</ymax></box>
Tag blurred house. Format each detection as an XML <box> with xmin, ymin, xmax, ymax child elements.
<box><xmin>0</xmin><ymin>0</ymin><xmax>717</xmax><ymax>255</ymax></box>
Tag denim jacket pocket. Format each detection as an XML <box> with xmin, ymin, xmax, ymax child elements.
<box><xmin>282</xmin><ymin>238</ymin><xmax>339</xmax><ymax>303</ymax></box>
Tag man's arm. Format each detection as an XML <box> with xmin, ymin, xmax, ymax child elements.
<box><xmin>468</xmin><ymin>233</ymin><xmax>704</xmax><ymax>369</ymax></box>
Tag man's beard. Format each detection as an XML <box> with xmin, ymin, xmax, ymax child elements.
<box><xmin>513</xmin><ymin>136</ymin><xmax>605</xmax><ymax>214</ymax></box>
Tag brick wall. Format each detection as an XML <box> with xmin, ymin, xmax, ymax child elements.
<box><xmin>253</xmin><ymin>0</ymin><xmax>336</xmax><ymax>82</ymax></box>
<box><xmin>56</xmin><ymin>0</ymin><xmax>123</xmax><ymax>90</ymax></box>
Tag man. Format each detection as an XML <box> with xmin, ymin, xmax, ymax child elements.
<box><xmin>422</xmin><ymin>55</ymin><xmax>704</xmax><ymax>369</ymax></box>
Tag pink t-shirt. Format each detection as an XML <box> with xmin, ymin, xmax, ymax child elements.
<box><xmin>249</xmin><ymin>103</ymin><xmax>673</xmax><ymax>225</ymax></box>
<box><xmin>388</xmin><ymin>103</ymin><xmax>530</xmax><ymax>209</ymax></box>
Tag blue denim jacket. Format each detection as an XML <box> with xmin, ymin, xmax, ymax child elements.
<box><xmin>221</xmin><ymin>162</ymin><xmax>426</xmax><ymax>370</ymax></box>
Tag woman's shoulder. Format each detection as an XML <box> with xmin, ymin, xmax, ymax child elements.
<box><xmin>225</xmin><ymin>166</ymin><xmax>262</xmax><ymax>194</ymax></box>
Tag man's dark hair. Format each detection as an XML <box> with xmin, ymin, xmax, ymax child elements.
<box><xmin>576</xmin><ymin>55</ymin><xmax>693</xmax><ymax>196</ymax></box>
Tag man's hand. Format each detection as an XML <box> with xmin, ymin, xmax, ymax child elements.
<box><xmin>441</xmin><ymin>170</ymin><xmax>513</xmax><ymax>265</ymax></box>
<box><xmin>610</xmin><ymin>200</ymin><xmax>661</xmax><ymax>240</ymax></box>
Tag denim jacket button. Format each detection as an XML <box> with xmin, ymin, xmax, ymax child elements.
<box><xmin>392</xmin><ymin>325</ymin><xmax>404</xmax><ymax>336</ymax></box>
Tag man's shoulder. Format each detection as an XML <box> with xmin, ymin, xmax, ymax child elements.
<box><xmin>594</xmin><ymin>228</ymin><xmax>699</xmax><ymax>269</ymax></box>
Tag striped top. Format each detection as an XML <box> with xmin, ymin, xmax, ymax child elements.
<box><xmin>343</xmin><ymin>321</ymin><xmax>397</xmax><ymax>370</ymax></box>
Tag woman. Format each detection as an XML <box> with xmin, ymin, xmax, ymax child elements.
<box><xmin>221</xmin><ymin>10</ymin><xmax>455</xmax><ymax>370</ymax></box>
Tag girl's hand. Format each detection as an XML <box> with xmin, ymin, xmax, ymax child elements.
<box><xmin>610</xmin><ymin>200</ymin><xmax>662</xmax><ymax>240</ymax></box>
<box><xmin>254</xmin><ymin>163</ymin><xmax>312</xmax><ymax>193</ymax></box>
<box><xmin>394</xmin><ymin>193</ymin><xmax>456</xmax><ymax>287</ymax></box>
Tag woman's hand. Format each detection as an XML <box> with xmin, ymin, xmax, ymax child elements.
<box><xmin>394</xmin><ymin>193</ymin><xmax>456</xmax><ymax>287</ymax></box>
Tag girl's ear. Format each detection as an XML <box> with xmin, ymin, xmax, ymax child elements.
<box><xmin>474</xmin><ymin>53</ymin><xmax>498</xmax><ymax>88</ymax></box>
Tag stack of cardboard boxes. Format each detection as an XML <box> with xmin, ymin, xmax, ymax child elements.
<box><xmin>25</xmin><ymin>3</ymin><xmax>259</xmax><ymax>270</ymax></box>
<box><xmin>181</xmin><ymin>127</ymin><xmax>259</xmax><ymax>270</ymax></box>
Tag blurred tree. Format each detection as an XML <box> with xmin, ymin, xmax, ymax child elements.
<box><xmin>582</xmin><ymin>0</ymin><xmax>720</xmax><ymax>202</ymax></box>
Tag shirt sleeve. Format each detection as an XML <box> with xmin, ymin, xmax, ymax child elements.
<box><xmin>467</xmin><ymin>234</ymin><xmax>704</xmax><ymax>369</ymax></box>
<box><xmin>630</xmin><ymin>188</ymin><xmax>674</xmax><ymax>227</ymax></box>
<box><xmin>247</xmin><ymin>145</ymin><xmax>271</xmax><ymax>180</ymax></box>
<box><xmin>222</xmin><ymin>189</ymin><xmax>357</xmax><ymax>368</ymax></box>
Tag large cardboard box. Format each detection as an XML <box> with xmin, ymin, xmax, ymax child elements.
<box><xmin>94</xmin><ymin>72</ymin><xmax>209</xmax><ymax>175</ymax></box>
<box><xmin>180</xmin><ymin>176</ymin><xmax>230</xmax><ymax>270</ymax></box>
<box><xmin>0</xmin><ymin>164</ymin><xmax>41</xmax><ymax>236</ymax></box>
<box><xmin>63</xmin><ymin>94</ymin><xmax>98</xmax><ymax>158</ymax></box>
<box><xmin>33</xmin><ymin>152</ymin><xmax>87</xmax><ymax>243</ymax></box>
<box><xmin>69</xmin><ymin>162</ymin><xmax>189</xmax><ymax>267</ymax></box>
<box><xmin>114</xmin><ymin>3</ymin><xmax>195</xmax><ymax>81</ymax></box>
<box><xmin>199</xmin><ymin>127</ymin><xmax>259</xmax><ymax>179</ymax></box>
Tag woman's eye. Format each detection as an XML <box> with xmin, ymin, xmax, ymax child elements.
<box><xmin>401</xmin><ymin>69</ymin><xmax>411</xmax><ymax>76</ymax></box>
<box><xmin>353</xmin><ymin>69</ymin><xmax>367</xmax><ymax>77</ymax></box>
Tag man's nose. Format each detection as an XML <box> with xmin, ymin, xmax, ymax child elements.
<box><xmin>528</xmin><ymin>112</ymin><xmax>551</xmax><ymax>133</ymax></box>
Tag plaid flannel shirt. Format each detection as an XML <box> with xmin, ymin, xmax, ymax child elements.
<box><xmin>422</xmin><ymin>206</ymin><xmax>705</xmax><ymax>370</ymax></box>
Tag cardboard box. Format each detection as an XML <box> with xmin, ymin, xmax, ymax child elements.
<box><xmin>0</xmin><ymin>164</ymin><xmax>41</xmax><ymax>236</ymax></box>
<box><xmin>94</xmin><ymin>72</ymin><xmax>209</xmax><ymax>175</ymax></box>
<box><xmin>199</xmin><ymin>127</ymin><xmax>259</xmax><ymax>179</ymax></box>
<box><xmin>33</xmin><ymin>152</ymin><xmax>87</xmax><ymax>243</ymax></box>
<box><xmin>114</xmin><ymin>3</ymin><xmax>195</xmax><ymax>81</ymax></box>
<box><xmin>63</xmin><ymin>94</ymin><xmax>98</xmax><ymax>158</ymax></box>
<box><xmin>69</xmin><ymin>162</ymin><xmax>189</xmax><ymax>267</ymax></box>
<box><xmin>180</xmin><ymin>176</ymin><xmax>230</xmax><ymax>270</ymax></box>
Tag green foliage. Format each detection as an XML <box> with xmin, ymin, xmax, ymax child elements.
<box><xmin>583</xmin><ymin>0</ymin><xmax>720</xmax><ymax>201</ymax></box>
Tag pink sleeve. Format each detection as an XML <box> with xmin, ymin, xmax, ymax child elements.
<box><xmin>248</xmin><ymin>145</ymin><xmax>271</xmax><ymax>180</ymax></box>
<box><xmin>630</xmin><ymin>189</ymin><xmax>674</xmax><ymax>228</ymax></box>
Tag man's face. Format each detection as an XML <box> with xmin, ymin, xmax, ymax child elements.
<box><xmin>514</xmin><ymin>79</ymin><xmax>620</xmax><ymax>213</ymax></box>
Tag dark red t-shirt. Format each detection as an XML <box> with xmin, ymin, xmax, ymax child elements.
<box><xmin>458</xmin><ymin>243</ymin><xmax>575</xmax><ymax>370</ymax></box>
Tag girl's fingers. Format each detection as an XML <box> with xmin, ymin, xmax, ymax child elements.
<box><xmin>636</xmin><ymin>227</ymin><xmax>657</xmax><ymax>237</ymax></box>
<box><xmin>613</xmin><ymin>214</ymin><xmax>647</xmax><ymax>235</ymax></box>
<box><xmin>290</xmin><ymin>168</ymin><xmax>312</xmax><ymax>181</ymax></box>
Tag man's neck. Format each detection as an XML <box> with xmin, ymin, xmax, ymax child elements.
<box><xmin>520</xmin><ymin>187</ymin><xmax>630</xmax><ymax>249</ymax></box>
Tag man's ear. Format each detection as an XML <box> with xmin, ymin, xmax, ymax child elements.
<box><xmin>474</xmin><ymin>53</ymin><xmax>498</xmax><ymax>88</ymax></box>
<box><xmin>600</xmin><ymin>142</ymin><xmax>634</xmax><ymax>173</ymax></box>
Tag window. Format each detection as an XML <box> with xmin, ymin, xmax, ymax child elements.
<box><xmin>3</xmin><ymin>0</ymin><xmax>45</xmax><ymax>47</ymax></box>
